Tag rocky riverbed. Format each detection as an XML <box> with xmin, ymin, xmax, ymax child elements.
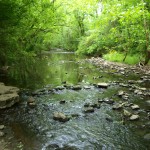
<box><xmin>87</xmin><ymin>57</ymin><xmax>150</xmax><ymax>75</ymax></box>
<box><xmin>0</xmin><ymin>54</ymin><xmax>150</xmax><ymax>150</ymax></box>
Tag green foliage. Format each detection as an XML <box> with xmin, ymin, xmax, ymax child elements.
<box><xmin>103</xmin><ymin>51</ymin><xmax>142</xmax><ymax>64</ymax></box>
<box><xmin>0</xmin><ymin>0</ymin><xmax>150</xmax><ymax>66</ymax></box>
<box><xmin>0</xmin><ymin>0</ymin><xmax>60</xmax><ymax>66</ymax></box>
<box><xmin>76</xmin><ymin>0</ymin><xmax>150</xmax><ymax>63</ymax></box>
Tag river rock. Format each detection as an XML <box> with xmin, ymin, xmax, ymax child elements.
<box><xmin>53</xmin><ymin>112</ymin><xmax>70</xmax><ymax>122</ymax></box>
<box><xmin>112</xmin><ymin>104</ymin><xmax>123</xmax><ymax>110</ymax></box>
<box><xmin>144</xmin><ymin>133</ymin><xmax>150</xmax><ymax>140</ymax></box>
<box><xmin>27</xmin><ymin>97</ymin><xmax>36</xmax><ymax>108</ymax></box>
<box><xmin>134</xmin><ymin>90</ymin><xmax>142</xmax><ymax>95</ymax></box>
<box><xmin>83</xmin><ymin>86</ymin><xmax>91</xmax><ymax>89</ymax></box>
<box><xmin>123</xmin><ymin>109</ymin><xmax>131</xmax><ymax>117</ymax></box>
<box><xmin>59</xmin><ymin>100</ymin><xmax>66</xmax><ymax>104</ymax></box>
<box><xmin>84</xmin><ymin>107</ymin><xmax>94</xmax><ymax>113</ymax></box>
<box><xmin>118</xmin><ymin>90</ymin><xmax>124</xmax><ymax>97</ymax></box>
<box><xmin>103</xmin><ymin>98</ymin><xmax>114</xmax><ymax>104</ymax></box>
<box><xmin>0</xmin><ymin>131</ymin><xmax>5</xmax><ymax>137</ymax></box>
<box><xmin>55</xmin><ymin>86</ymin><xmax>65</xmax><ymax>90</ymax></box>
<box><xmin>146</xmin><ymin>100</ymin><xmax>150</xmax><ymax>106</ymax></box>
<box><xmin>129</xmin><ymin>114</ymin><xmax>139</xmax><ymax>121</ymax></box>
<box><xmin>90</xmin><ymin>103</ymin><xmax>101</xmax><ymax>108</ymax></box>
<box><xmin>0</xmin><ymin>83</ymin><xmax>20</xmax><ymax>109</ymax></box>
<box><xmin>72</xmin><ymin>85</ymin><xmax>82</xmax><ymax>90</ymax></box>
<box><xmin>84</xmin><ymin>103</ymin><xmax>90</xmax><ymax>107</ymax></box>
<box><xmin>131</xmin><ymin>104</ymin><xmax>140</xmax><ymax>110</ymax></box>
<box><xmin>0</xmin><ymin>125</ymin><xmax>5</xmax><ymax>130</ymax></box>
<box><xmin>97</xmin><ymin>83</ymin><xmax>109</xmax><ymax>88</ymax></box>
<box><xmin>27</xmin><ymin>96</ymin><xmax>35</xmax><ymax>103</ymax></box>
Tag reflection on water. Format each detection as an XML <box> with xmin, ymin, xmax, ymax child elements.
<box><xmin>1</xmin><ymin>52</ymin><xmax>82</xmax><ymax>89</ymax></box>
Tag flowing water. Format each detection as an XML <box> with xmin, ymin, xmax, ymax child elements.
<box><xmin>0</xmin><ymin>50</ymin><xmax>150</xmax><ymax>150</ymax></box>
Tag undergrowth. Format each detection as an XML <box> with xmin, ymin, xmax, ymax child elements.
<box><xmin>103</xmin><ymin>52</ymin><xmax>143</xmax><ymax>65</ymax></box>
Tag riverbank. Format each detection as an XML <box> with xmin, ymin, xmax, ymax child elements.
<box><xmin>87</xmin><ymin>57</ymin><xmax>150</xmax><ymax>75</ymax></box>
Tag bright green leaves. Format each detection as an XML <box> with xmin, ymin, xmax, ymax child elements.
<box><xmin>77</xmin><ymin>0</ymin><xmax>150</xmax><ymax>58</ymax></box>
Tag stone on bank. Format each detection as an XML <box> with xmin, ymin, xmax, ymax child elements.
<box><xmin>0</xmin><ymin>82</ymin><xmax>20</xmax><ymax>109</ymax></box>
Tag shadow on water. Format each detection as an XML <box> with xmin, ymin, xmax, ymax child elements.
<box><xmin>0</xmin><ymin>51</ymin><xmax>150</xmax><ymax>150</ymax></box>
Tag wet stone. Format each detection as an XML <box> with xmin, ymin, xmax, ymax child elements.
<box><xmin>27</xmin><ymin>97</ymin><xmax>36</xmax><ymax>108</ymax></box>
<box><xmin>45</xmin><ymin>143</ymin><xmax>59</xmax><ymax>149</ymax></box>
<box><xmin>0</xmin><ymin>125</ymin><xmax>5</xmax><ymax>130</ymax></box>
<box><xmin>71</xmin><ymin>114</ymin><xmax>79</xmax><ymax>118</ymax></box>
<box><xmin>112</xmin><ymin>104</ymin><xmax>123</xmax><ymax>110</ymax></box>
<box><xmin>123</xmin><ymin>109</ymin><xmax>132</xmax><ymax>117</ymax></box>
<box><xmin>84</xmin><ymin>103</ymin><xmax>90</xmax><ymax>107</ymax></box>
<box><xmin>134</xmin><ymin>90</ymin><xmax>143</xmax><ymax>95</ymax></box>
<box><xmin>143</xmin><ymin>133</ymin><xmax>150</xmax><ymax>140</ymax></box>
<box><xmin>59</xmin><ymin>100</ymin><xmax>66</xmax><ymax>104</ymax></box>
<box><xmin>83</xmin><ymin>86</ymin><xmax>91</xmax><ymax>89</ymax></box>
<box><xmin>90</xmin><ymin>103</ymin><xmax>101</xmax><ymax>109</ymax></box>
<box><xmin>28</xmin><ymin>102</ymin><xmax>36</xmax><ymax>108</ymax></box>
<box><xmin>72</xmin><ymin>85</ymin><xmax>82</xmax><ymax>90</ymax></box>
<box><xmin>27</xmin><ymin>96</ymin><xmax>35</xmax><ymax>104</ymax></box>
<box><xmin>97</xmin><ymin>83</ymin><xmax>109</xmax><ymax>88</ymax></box>
<box><xmin>146</xmin><ymin>100</ymin><xmax>150</xmax><ymax>106</ymax></box>
<box><xmin>98</xmin><ymin>99</ymin><xmax>104</xmax><ymax>103</ymax></box>
<box><xmin>122</xmin><ymin>95</ymin><xmax>129</xmax><ymax>100</ymax></box>
<box><xmin>55</xmin><ymin>86</ymin><xmax>65</xmax><ymax>90</ymax></box>
<box><xmin>129</xmin><ymin>114</ymin><xmax>139</xmax><ymax>121</ymax></box>
<box><xmin>131</xmin><ymin>104</ymin><xmax>140</xmax><ymax>110</ymax></box>
<box><xmin>84</xmin><ymin>107</ymin><xmax>94</xmax><ymax>113</ymax></box>
<box><xmin>105</xmin><ymin>117</ymin><xmax>113</xmax><ymax>122</ymax></box>
<box><xmin>53</xmin><ymin>112</ymin><xmax>70</xmax><ymax>122</ymax></box>
<box><xmin>118</xmin><ymin>90</ymin><xmax>124</xmax><ymax>97</ymax></box>
<box><xmin>0</xmin><ymin>131</ymin><xmax>5</xmax><ymax>137</ymax></box>
<box><xmin>103</xmin><ymin>98</ymin><xmax>114</xmax><ymax>104</ymax></box>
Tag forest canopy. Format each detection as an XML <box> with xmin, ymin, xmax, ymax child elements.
<box><xmin>0</xmin><ymin>0</ymin><xmax>150</xmax><ymax>66</ymax></box>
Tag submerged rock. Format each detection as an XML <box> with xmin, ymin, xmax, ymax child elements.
<box><xmin>129</xmin><ymin>114</ymin><xmax>139</xmax><ymax>121</ymax></box>
<box><xmin>90</xmin><ymin>103</ymin><xmax>101</xmax><ymax>109</ymax></box>
<box><xmin>84</xmin><ymin>103</ymin><xmax>90</xmax><ymax>107</ymax></box>
<box><xmin>84</xmin><ymin>107</ymin><xmax>94</xmax><ymax>113</ymax></box>
<box><xmin>0</xmin><ymin>83</ymin><xmax>20</xmax><ymax>109</ymax></box>
<box><xmin>53</xmin><ymin>112</ymin><xmax>70</xmax><ymax>122</ymax></box>
<box><xmin>144</xmin><ymin>133</ymin><xmax>150</xmax><ymax>140</ymax></box>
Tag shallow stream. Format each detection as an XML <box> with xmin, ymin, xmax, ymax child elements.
<box><xmin>0</xmin><ymin>51</ymin><xmax>150</xmax><ymax>150</ymax></box>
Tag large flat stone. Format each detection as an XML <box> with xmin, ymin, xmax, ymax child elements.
<box><xmin>0</xmin><ymin>84</ymin><xmax>19</xmax><ymax>95</ymax></box>
<box><xmin>0</xmin><ymin>83</ymin><xmax>20</xmax><ymax>109</ymax></box>
<box><xmin>0</xmin><ymin>93</ymin><xmax>19</xmax><ymax>109</ymax></box>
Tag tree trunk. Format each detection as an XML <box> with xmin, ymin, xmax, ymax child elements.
<box><xmin>144</xmin><ymin>50</ymin><xmax>150</xmax><ymax>65</ymax></box>
<box><xmin>123</xmin><ymin>51</ymin><xmax>128</xmax><ymax>62</ymax></box>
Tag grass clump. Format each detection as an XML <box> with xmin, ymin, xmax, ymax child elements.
<box><xmin>103</xmin><ymin>51</ymin><xmax>142</xmax><ymax>65</ymax></box>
